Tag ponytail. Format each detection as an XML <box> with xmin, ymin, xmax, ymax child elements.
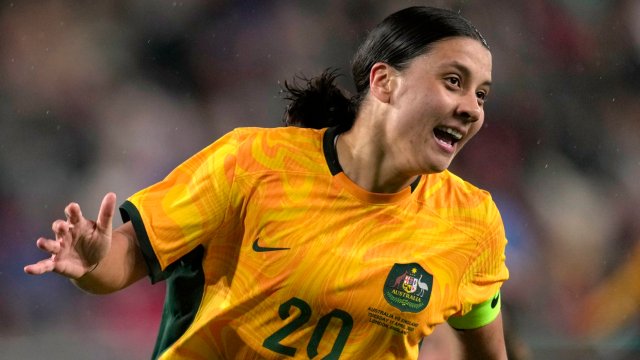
<box><xmin>281</xmin><ymin>69</ymin><xmax>355</xmax><ymax>130</ymax></box>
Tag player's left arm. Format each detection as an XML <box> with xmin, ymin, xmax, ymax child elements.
<box><xmin>450</xmin><ymin>197</ymin><xmax>509</xmax><ymax>359</ymax></box>
<box><xmin>454</xmin><ymin>311</ymin><xmax>507</xmax><ymax>360</ymax></box>
<box><xmin>417</xmin><ymin>305</ymin><xmax>507</xmax><ymax>360</ymax></box>
<box><xmin>444</xmin><ymin>290</ymin><xmax>507</xmax><ymax>359</ymax></box>
<box><xmin>443</xmin><ymin>290</ymin><xmax>507</xmax><ymax>359</ymax></box>
<box><xmin>433</xmin><ymin>197</ymin><xmax>509</xmax><ymax>359</ymax></box>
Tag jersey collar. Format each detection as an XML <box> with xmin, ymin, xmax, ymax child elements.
<box><xmin>322</xmin><ymin>126</ymin><xmax>421</xmax><ymax>193</ymax></box>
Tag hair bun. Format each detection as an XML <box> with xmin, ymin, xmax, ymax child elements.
<box><xmin>282</xmin><ymin>69</ymin><xmax>355</xmax><ymax>129</ymax></box>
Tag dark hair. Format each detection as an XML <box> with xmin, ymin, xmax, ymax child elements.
<box><xmin>282</xmin><ymin>6</ymin><xmax>489</xmax><ymax>130</ymax></box>
<box><xmin>282</xmin><ymin>69</ymin><xmax>353</xmax><ymax>130</ymax></box>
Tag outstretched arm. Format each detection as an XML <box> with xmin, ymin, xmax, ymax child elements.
<box><xmin>24</xmin><ymin>193</ymin><xmax>148</xmax><ymax>294</ymax></box>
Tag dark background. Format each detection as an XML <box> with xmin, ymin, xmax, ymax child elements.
<box><xmin>1</xmin><ymin>1</ymin><xmax>639</xmax><ymax>359</ymax></box>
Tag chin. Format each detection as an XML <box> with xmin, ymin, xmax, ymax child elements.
<box><xmin>421</xmin><ymin>148</ymin><xmax>456</xmax><ymax>174</ymax></box>
<box><xmin>424</xmin><ymin>162</ymin><xmax>450</xmax><ymax>174</ymax></box>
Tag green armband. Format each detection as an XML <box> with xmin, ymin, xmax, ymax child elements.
<box><xmin>447</xmin><ymin>291</ymin><xmax>501</xmax><ymax>330</ymax></box>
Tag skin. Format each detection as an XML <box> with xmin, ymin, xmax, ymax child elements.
<box><xmin>337</xmin><ymin>37</ymin><xmax>492</xmax><ymax>193</ymax></box>
<box><xmin>453</xmin><ymin>313</ymin><xmax>507</xmax><ymax>360</ymax></box>
<box><xmin>23</xmin><ymin>193</ymin><xmax>145</xmax><ymax>294</ymax></box>
<box><xmin>24</xmin><ymin>36</ymin><xmax>505</xmax><ymax>359</ymax></box>
<box><xmin>418</xmin><ymin>315</ymin><xmax>506</xmax><ymax>360</ymax></box>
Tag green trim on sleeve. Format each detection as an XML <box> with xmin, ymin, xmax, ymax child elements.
<box><xmin>447</xmin><ymin>291</ymin><xmax>501</xmax><ymax>330</ymax></box>
<box><xmin>120</xmin><ymin>201</ymin><xmax>207</xmax><ymax>358</ymax></box>
<box><xmin>119</xmin><ymin>200</ymin><xmax>168</xmax><ymax>284</ymax></box>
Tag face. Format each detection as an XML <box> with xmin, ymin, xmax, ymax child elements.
<box><xmin>383</xmin><ymin>37</ymin><xmax>492</xmax><ymax>175</ymax></box>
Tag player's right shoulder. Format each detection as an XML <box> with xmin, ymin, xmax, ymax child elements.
<box><xmin>233</xmin><ymin>125</ymin><xmax>322</xmax><ymax>139</ymax></box>
<box><xmin>208</xmin><ymin>127</ymin><xmax>273</xmax><ymax>153</ymax></box>
<box><xmin>229</xmin><ymin>126</ymin><xmax>327</xmax><ymax>173</ymax></box>
<box><xmin>230</xmin><ymin>126</ymin><xmax>324</xmax><ymax>150</ymax></box>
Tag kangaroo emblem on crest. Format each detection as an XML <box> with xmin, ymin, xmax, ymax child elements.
<box><xmin>391</xmin><ymin>270</ymin><xmax>408</xmax><ymax>289</ymax></box>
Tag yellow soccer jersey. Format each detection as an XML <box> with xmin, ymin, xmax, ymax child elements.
<box><xmin>120</xmin><ymin>126</ymin><xmax>509</xmax><ymax>359</ymax></box>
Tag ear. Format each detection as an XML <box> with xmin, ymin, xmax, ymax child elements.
<box><xmin>369</xmin><ymin>62</ymin><xmax>395</xmax><ymax>103</ymax></box>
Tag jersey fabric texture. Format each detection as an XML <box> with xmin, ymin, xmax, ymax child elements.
<box><xmin>119</xmin><ymin>126</ymin><xmax>509</xmax><ymax>359</ymax></box>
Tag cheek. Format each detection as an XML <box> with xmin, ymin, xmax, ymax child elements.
<box><xmin>409</xmin><ymin>119</ymin><xmax>434</xmax><ymax>147</ymax></box>
<box><xmin>394</xmin><ymin>107</ymin><xmax>433</xmax><ymax>143</ymax></box>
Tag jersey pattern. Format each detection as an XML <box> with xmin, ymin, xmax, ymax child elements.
<box><xmin>121</xmin><ymin>126</ymin><xmax>509</xmax><ymax>359</ymax></box>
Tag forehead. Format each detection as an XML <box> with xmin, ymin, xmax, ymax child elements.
<box><xmin>411</xmin><ymin>37</ymin><xmax>492</xmax><ymax>81</ymax></box>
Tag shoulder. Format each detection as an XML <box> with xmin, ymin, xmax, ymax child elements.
<box><xmin>226</xmin><ymin>126</ymin><xmax>327</xmax><ymax>173</ymax></box>
<box><xmin>417</xmin><ymin>170</ymin><xmax>502</xmax><ymax>228</ymax></box>
<box><xmin>420</xmin><ymin>170</ymin><xmax>495</xmax><ymax>206</ymax></box>
<box><xmin>228</xmin><ymin>126</ymin><xmax>324</xmax><ymax>146</ymax></box>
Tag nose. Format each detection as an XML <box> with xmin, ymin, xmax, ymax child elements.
<box><xmin>456</xmin><ymin>93</ymin><xmax>482</xmax><ymax>123</ymax></box>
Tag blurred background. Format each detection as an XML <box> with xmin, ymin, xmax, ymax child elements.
<box><xmin>1</xmin><ymin>0</ymin><xmax>639</xmax><ymax>359</ymax></box>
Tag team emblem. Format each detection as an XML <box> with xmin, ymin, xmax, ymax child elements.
<box><xmin>383</xmin><ymin>263</ymin><xmax>433</xmax><ymax>313</ymax></box>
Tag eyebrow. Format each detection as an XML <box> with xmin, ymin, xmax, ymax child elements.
<box><xmin>446</xmin><ymin>61</ymin><xmax>492</xmax><ymax>87</ymax></box>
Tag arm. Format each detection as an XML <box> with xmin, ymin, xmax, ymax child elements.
<box><xmin>417</xmin><ymin>313</ymin><xmax>507</xmax><ymax>360</ymax></box>
<box><xmin>72</xmin><ymin>221</ymin><xmax>148</xmax><ymax>294</ymax></box>
<box><xmin>24</xmin><ymin>193</ymin><xmax>148</xmax><ymax>294</ymax></box>
<box><xmin>448</xmin><ymin>198</ymin><xmax>509</xmax><ymax>359</ymax></box>
<box><xmin>454</xmin><ymin>312</ymin><xmax>507</xmax><ymax>360</ymax></box>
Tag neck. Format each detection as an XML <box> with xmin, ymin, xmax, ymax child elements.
<box><xmin>335</xmin><ymin>124</ymin><xmax>418</xmax><ymax>194</ymax></box>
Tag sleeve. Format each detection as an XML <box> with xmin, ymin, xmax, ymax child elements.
<box><xmin>119</xmin><ymin>129</ymin><xmax>241</xmax><ymax>283</ymax></box>
<box><xmin>448</xmin><ymin>197</ymin><xmax>509</xmax><ymax>326</ymax></box>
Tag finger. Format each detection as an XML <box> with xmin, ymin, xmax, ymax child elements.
<box><xmin>52</xmin><ymin>219</ymin><xmax>71</xmax><ymax>237</ymax></box>
<box><xmin>65</xmin><ymin>202</ymin><xmax>83</xmax><ymax>225</ymax></box>
<box><xmin>96</xmin><ymin>192</ymin><xmax>116</xmax><ymax>233</ymax></box>
<box><xmin>24</xmin><ymin>258</ymin><xmax>55</xmax><ymax>275</ymax></box>
<box><xmin>36</xmin><ymin>237</ymin><xmax>61</xmax><ymax>254</ymax></box>
<box><xmin>97</xmin><ymin>193</ymin><xmax>116</xmax><ymax>231</ymax></box>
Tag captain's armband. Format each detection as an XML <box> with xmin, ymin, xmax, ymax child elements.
<box><xmin>447</xmin><ymin>291</ymin><xmax>501</xmax><ymax>330</ymax></box>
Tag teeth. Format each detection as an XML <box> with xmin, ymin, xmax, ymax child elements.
<box><xmin>439</xmin><ymin>127</ymin><xmax>462</xmax><ymax>140</ymax></box>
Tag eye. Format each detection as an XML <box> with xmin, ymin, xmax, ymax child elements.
<box><xmin>476</xmin><ymin>90</ymin><xmax>488</xmax><ymax>105</ymax></box>
<box><xmin>445</xmin><ymin>76</ymin><xmax>461</xmax><ymax>87</ymax></box>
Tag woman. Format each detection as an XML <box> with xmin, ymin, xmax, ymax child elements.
<box><xmin>25</xmin><ymin>6</ymin><xmax>509</xmax><ymax>359</ymax></box>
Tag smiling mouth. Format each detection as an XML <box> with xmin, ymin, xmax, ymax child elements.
<box><xmin>433</xmin><ymin>126</ymin><xmax>462</xmax><ymax>147</ymax></box>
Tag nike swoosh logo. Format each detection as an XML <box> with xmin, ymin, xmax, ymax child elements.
<box><xmin>491</xmin><ymin>293</ymin><xmax>500</xmax><ymax>309</ymax></box>
<box><xmin>252</xmin><ymin>238</ymin><xmax>290</xmax><ymax>252</ymax></box>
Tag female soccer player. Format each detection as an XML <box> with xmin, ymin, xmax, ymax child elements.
<box><xmin>25</xmin><ymin>6</ymin><xmax>509</xmax><ymax>359</ymax></box>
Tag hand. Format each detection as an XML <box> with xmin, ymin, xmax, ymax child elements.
<box><xmin>24</xmin><ymin>193</ymin><xmax>116</xmax><ymax>279</ymax></box>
